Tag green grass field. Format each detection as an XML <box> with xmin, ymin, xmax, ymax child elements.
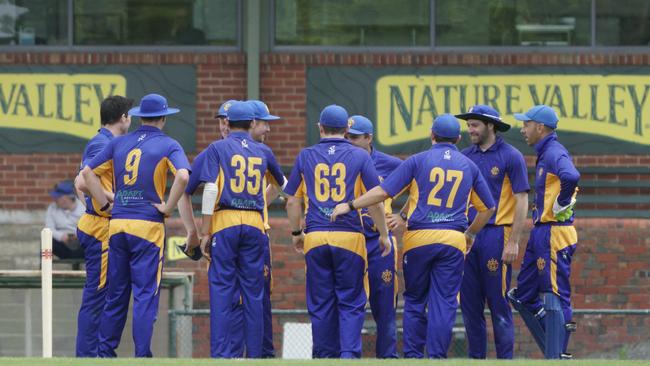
<box><xmin>1</xmin><ymin>359</ymin><xmax>649</xmax><ymax>366</ymax></box>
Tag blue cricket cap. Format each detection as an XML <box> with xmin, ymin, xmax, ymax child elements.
<box><xmin>248</xmin><ymin>100</ymin><xmax>280</xmax><ymax>121</ymax></box>
<box><xmin>431</xmin><ymin>114</ymin><xmax>461</xmax><ymax>139</ymax></box>
<box><xmin>227</xmin><ymin>101</ymin><xmax>256</xmax><ymax>121</ymax></box>
<box><xmin>49</xmin><ymin>181</ymin><xmax>74</xmax><ymax>198</ymax></box>
<box><xmin>216</xmin><ymin>99</ymin><xmax>237</xmax><ymax>118</ymax></box>
<box><xmin>514</xmin><ymin>105</ymin><xmax>559</xmax><ymax>129</ymax></box>
<box><xmin>319</xmin><ymin>105</ymin><xmax>349</xmax><ymax>128</ymax></box>
<box><xmin>129</xmin><ymin>93</ymin><xmax>180</xmax><ymax>117</ymax></box>
<box><xmin>347</xmin><ymin>115</ymin><xmax>374</xmax><ymax>135</ymax></box>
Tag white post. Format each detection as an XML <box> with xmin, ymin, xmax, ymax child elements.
<box><xmin>41</xmin><ymin>228</ymin><xmax>53</xmax><ymax>358</ymax></box>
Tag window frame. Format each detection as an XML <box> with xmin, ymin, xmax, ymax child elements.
<box><xmin>270</xmin><ymin>0</ymin><xmax>650</xmax><ymax>53</ymax></box>
<box><xmin>0</xmin><ymin>0</ymin><xmax>242</xmax><ymax>52</ymax></box>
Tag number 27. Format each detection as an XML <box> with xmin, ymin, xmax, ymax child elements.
<box><xmin>427</xmin><ymin>168</ymin><xmax>463</xmax><ymax>208</ymax></box>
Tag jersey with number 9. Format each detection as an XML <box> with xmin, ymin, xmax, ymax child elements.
<box><xmin>86</xmin><ymin>125</ymin><xmax>191</xmax><ymax>222</ymax></box>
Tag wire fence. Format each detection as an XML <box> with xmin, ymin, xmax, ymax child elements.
<box><xmin>169</xmin><ymin>308</ymin><xmax>650</xmax><ymax>359</ymax></box>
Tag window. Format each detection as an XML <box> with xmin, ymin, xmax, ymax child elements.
<box><xmin>0</xmin><ymin>0</ymin><xmax>68</xmax><ymax>46</ymax></box>
<box><xmin>73</xmin><ymin>0</ymin><xmax>237</xmax><ymax>46</ymax></box>
<box><xmin>274</xmin><ymin>0</ymin><xmax>430</xmax><ymax>47</ymax></box>
<box><xmin>596</xmin><ymin>0</ymin><xmax>650</xmax><ymax>46</ymax></box>
<box><xmin>435</xmin><ymin>0</ymin><xmax>591</xmax><ymax>46</ymax></box>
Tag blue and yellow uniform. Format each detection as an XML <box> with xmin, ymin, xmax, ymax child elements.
<box><xmin>199</xmin><ymin>130</ymin><xmax>284</xmax><ymax>358</ymax></box>
<box><xmin>513</xmin><ymin>132</ymin><xmax>579</xmax><ymax>357</ymax></box>
<box><xmin>285</xmin><ymin>135</ymin><xmax>381</xmax><ymax>358</ymax></box>
<box><xmin>87</xmin><ymin>124</ymin><xmax>190</xmax><ymax>357</ymax></box>
<box><xmin>75</xmin><ymin>127</ymin><xmax>114</xmax><ymax>357</ymax></box>
<box><xmin>348</xmin><ymin>114</ymin><xmax>402</xmax><ymax>358</ymax></box>
<box><xmin>380</xmin><ymin>115</ymin><xmax>495</xmax><ymax>359</ymax></box>
<box><xmin>460</xmin><ymin>136</ymin><xmax>529</xmax><ymax>359</ymax></box>
<box><xmin>186</xmin><ymin>148</ymin><xmax>246</xmax><ymax>358</ymax></box>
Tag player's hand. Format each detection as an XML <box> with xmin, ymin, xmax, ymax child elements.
<box><xmin>330</xmin><ymin>203</ymin><xmax>351</xmax><ymax>222</ymax></box>
<box><xmin>553</xmin><ymin>198</ymin><xmax>576</xmax><ymax>222</ymax></box>
<box><xmin>178</xmin><ymin>241</ymin><xmax>202</xmax><ymax>261</ymax></box>
<box><xmin>464</xmin><ymin>232</ymin><xmax>476</xmax><ymax>254</ymax></box>
<box><xmin>501</xmin><ymin>239</ymin><xmax>519</xmax><ymax>264</ymax></box>
<box><xmin>152</xmin><ymin>201</ymin><xmax>171</xmax><ymax>217</ymax></box>
<box><xmin>186</xmin><ymin>232</ymin><xmax>200</xmax><ymax>250</ymax></box>
<box><xmin>386</xmin><ymin>213</ymin><xmax>406</xmax><ymax>232</ymax></box>
<box><xmin>379</xmin><ymin>235</ymin><xmax>392</xmax><ymax>257</ymax></box>
<box><xmin>200</xmin><ymin>234</ymin><xmax>212</xmax><ymax>261</ymax></box>
<box><xmin>292</xmin><ymin>232</ymin><xmax>305</xmax><ymax>254</ymax></box>
<box><xmin>103</xmin><ymin>190</ymin><xmax>115</xmax><ymax>203</ymax></box>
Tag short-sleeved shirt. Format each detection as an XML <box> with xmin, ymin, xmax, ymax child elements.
<box><xmin>186</xmin><ymin>149</ymin><xmax>208</xmax><ymax>195</ymax></box>
<box><xmin>285</xmin><ymin>138</ymin><xmax>381</xmax><ymax>233</ymax></box>
<box><xmin>381</xmin><ymin>143</ymin><xmax>495</xmax><ymax>233</ymax></box>
<box><xmin>80</xmin><ymin>127</ymin><xmax>114</xmax><ymax>217</ymax></box>
<box><xmin>361</xmin><ymin>148</ymin><xmax>402</xmax><ymax>238</ymax></box>
<box><xmin>87</xmin><ymin>125</ymin><xmax>191</xmax><ymax>223</ymax></box>
<box><xmin>199</xmin><ymin>131</ymin><xmax>284</xmax><ymax>213</ymax></box>
<box><xmin>532</xmin><ymin>133</ymin><xmax>580</xmax><ymax>225</ymax></box>
<box><xmin>462</xmin><ymin>136</ymin><xmax>530</xmax><ymax>226</ymax></box>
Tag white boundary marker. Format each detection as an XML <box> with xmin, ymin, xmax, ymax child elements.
<box><xmin>41</xmin><ymin>228</ymin><xmax>53</xmax><ymax>358</ymax></box>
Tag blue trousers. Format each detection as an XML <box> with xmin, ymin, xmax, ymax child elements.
<box><xmin>75</xmin><ymin>214</ymin><xmax>109</xmax><ymax>357</ymax></box>
<box><xmin>402</xmin><ymin>240</ymin><xmax>465</xmax><ymax>359</ymax></box>
<box><xmin>366</xmin><ymin>234</ymin><xmax>398</xmax><ymax>358</ymax></box>
<box><xmin>460</xmin><ymin>225</ymin><xmax>514</xmax><ymax>359</ymax></box>
<box><xmin>229</xmin><ymin>233</ymin><xmax>273</xmax><ymax>358</ymax></box>
<box><xmin>98</xmin><ymin>219</ymin><xmax>165</xmax><ymax>358</ymax></box>
<box><xmin>208</xmin><ymin>211</ymin><xmax>266</xmax><ymax>358</ymax></box>
<box><xmin>304</xmin><ymin>231</ymin><xmax>367</xmax><ymax>359</ymax></box>
<box><xmin>517</xmin><ymin>224</ymin><xmax>577</xmax><ymax>354</ymax></box>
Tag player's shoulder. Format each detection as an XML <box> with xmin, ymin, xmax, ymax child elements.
<box><xmin>460</xmin><ymin>144</ymin><xmax>476</xmax><ymax>156</ymax></box>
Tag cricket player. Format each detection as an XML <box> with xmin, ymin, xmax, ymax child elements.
<box><xmin>285</xmin><ymin>104</ymin><xmax>391</xmax><ymax>359</ymax></box>
<box><xmin>198</xmin><ymin>101</ymin><xmax>285</xmax><ymax>358</ymax></box>
<box><xmin>82</xmin><ymin>93</ymin><xmax>192</xmax><ymax>357</ymax></box>
<box><xmin>346</xmin><ymin>115</ymin><xmax>401</xmax><ymax>358</ymax></box>
<box><xmin>248</xmin><ymin>99</ymin><xmax>284</xmax><ymax>358</ymax></box>
<box><xmin>331</xmin><ymin>114</ymin><xmax>496</xmax><ymax>359</ymax></box>
<box><xmin>508</xmin><ymin>105</ymin><xmax>580</xmax><ymax>359</ymax></box>
<box><xmin>456</xmin><ymin>105</ymin><xmax>530</xmax><ymax>359</ymax></box>
<box><xmin>74</xmin><ymin>95</ymin><xmax>133</xmax><ymax>357</ymax></box>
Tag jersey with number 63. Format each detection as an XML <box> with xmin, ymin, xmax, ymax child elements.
<box><xmin>284</xmin><ymin>138</ymin><xmax>381</xmax><ymax>233</ymax></box>
<box><xmin>380</xmin><ymin>143</ymin><xmax>495</xmax><ymax>232</ymax></box>
<box><xmin>87</xmin><ymin>125</ymin><xmax>191</xmax><ymax>223</ymax></box>
<box><xmin>199</xmin><ymin>131</ymin><xmax>285</xmax><ymax>213</ymax></box>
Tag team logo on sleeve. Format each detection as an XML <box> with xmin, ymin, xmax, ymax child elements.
<box><xmin>536</xmin><ymin>257</ymin><xmax>546</xmax><ymax>271</ymax></box>
<box><xmin>138</xmin><ymin>134</ymin><xmax>146</xmax><ymax>141</ymax></box>
<box><xmin>487</xmin><ymin>258</ymin><xmax>499</xmax><ymax>272</ymax></box>
<box><xmin>381</xmin><ymin>269</ymin><xmax>393</xmax><ymax>285</ymax></box>
<box><xmin>491</xmin><ymin>166</ymin><xmax>500</xmax><ymax>176</ymax></box>
<box><xmin>538</xmin><ymin>168</ymin><xmax>544</xmax><ymax>177</ymax></box>
<box><xmin>264</xmin><ymin>265</ymin><xmax>270</xmax><ymax>279</ymax></box>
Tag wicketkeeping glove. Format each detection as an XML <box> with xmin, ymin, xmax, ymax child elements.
<box><xmin>178</xmin><ymin>243</ymin><xmax>202</xmax><ymax>261</ymax></box>
<box><xmin>553</xmin><ymin>197</ymin><xmax>576</xmax><ymax>222</ymax></box>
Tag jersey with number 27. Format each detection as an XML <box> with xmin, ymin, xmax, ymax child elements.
<box><xmin>380</xmin><ymin>143</ymin><xmax>495</xmax><ymax>232</ymax></box>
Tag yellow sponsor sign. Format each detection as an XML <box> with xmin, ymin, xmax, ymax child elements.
<box><xmin>376</xmin><ymin>75</ymin><xmax>650</xmax><ymax>146</ymax></box>
<box><xmin>0</xmin><ymin>74</ymin><xmax>126</xmax><ymax>140</ymax></box>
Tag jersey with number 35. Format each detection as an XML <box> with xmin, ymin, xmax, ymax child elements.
<box><xmin>199</xmin><ymin>131</ymin><xmax>285</xmax><ymax>213</ymax></box>
<box><xmin>284</xmin><ymin>138</ymin><xmax>381</xmax><ymax>233</ymax></box>
<box><xmin>87</xmin><ymin>125</ymin><xmax>191</xmax><ymax>223</ymax></box>
<box><xmin>380</xmin><ymin>143</ymin><xmax>495</xmax><ymax>232</ymax></box>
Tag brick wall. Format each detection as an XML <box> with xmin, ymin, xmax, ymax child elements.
<box><xmin>1</xmin><ymin>51</ymin><xmax>649</xmax><ymax>357</ymax></box>
<box><xmin>163</xmin><ymin>217</ymin><xmax>650</xmax><ymax>358</ymax></box>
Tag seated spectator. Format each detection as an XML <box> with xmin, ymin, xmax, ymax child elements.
<box><xmin>45</xmin><ymin>181</ymin><xmax>85</xmax><ymax>259</ymax></box>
